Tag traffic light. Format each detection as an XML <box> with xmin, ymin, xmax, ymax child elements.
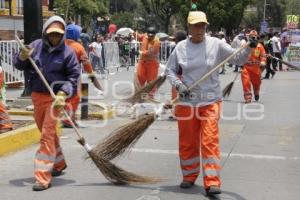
<box><xmin>191</xmin><ymin>0</ymin><xmax>197</xmax><ymax>11</ymax></box>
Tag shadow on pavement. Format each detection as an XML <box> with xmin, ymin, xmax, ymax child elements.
<box><xmin>9</xmin><ymin>177</ymin><xmax>76</xmax><ymax>187</ymax></box>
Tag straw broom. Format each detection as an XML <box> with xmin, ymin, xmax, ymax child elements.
<box><xmin>222</xmin><ymin>72</ymin><xmax>240</xmax><ymax>98</ymax></box>
<box><xmin>98</xmin><ymin>44</ymin><xmax>250</xmax><ymax>161</ymax></box>
<box><xmin>267</xmin><ymin>55</ymin><xmax>300</xmax><ymax>71</ymax></box>
<box><xmin>15</xmin><ymin>36</ymin><xmax>158</xmax><ymax>185</ymax></box>
<box><xmin>125</xmin><ymin>73</ymin><xmax>166</xmax><ymax>104</ymax></box>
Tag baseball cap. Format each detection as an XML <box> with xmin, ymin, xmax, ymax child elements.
<box><xmin>46</xmin><ymin>22</ymin><xmax>65</xmax><ymax>34</ymax></box>
<box><xmin>188</xmin><ymin>11</ymin><xmax>209</xmax><ymax>25</ymax></box>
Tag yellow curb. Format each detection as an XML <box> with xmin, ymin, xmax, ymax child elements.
<box><xmin>8</xmin><ymin>108</ymin><xmax>116</xmax><ymax>120</ymax></box>
<box><xmin>0</xmin><ymin>123</ymin><xmax>61</xmax><ymax>156</ymax></box>
<box><xmin>8</xmin><ymin>108</ymin><xmax>34</xmax><ymax>116</ymax></box>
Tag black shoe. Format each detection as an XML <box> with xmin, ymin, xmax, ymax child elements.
<box><xmin>271</xmin><ymin>71</ymin><xmax>276</xmax><ymax>78</ymax></box>
<box><xmin>32</xmin><ymin>183</ymin><xmax>51</xmax><ymax>191</ymax></box>
<box><xmin>61</xmin><ymin>120</ymin><xmax>78</xmax><ymax>128</ymax></box>
<box><xmin>52</xmin><ymin>165</ymin><xmax>67</xmax><ymax>177</ymax></box>
<box><xmin>179</xmin><ymin>181</ymin><xmax>194</xmax><ymax>189</ymax></box>
<box><xmin>254</xmin><ymin>95</ymin><xmax>259</xmax><ymax>101</ymax></box>
<box><xmin>206</xmin><ymin>185</ymin><xmax>221</xmax><ymax>196</ymax></box>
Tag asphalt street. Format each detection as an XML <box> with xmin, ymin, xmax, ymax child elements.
<box><xmin>1</xmin><ymin>66</ymin><xmax>300</xmax><ymax>200</ymax></box>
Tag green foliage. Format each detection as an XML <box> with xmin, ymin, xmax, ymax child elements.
<box><xmin>54</xmin><ymin>0</ymin><xmax>109</xmax><ymax>27</ymax></box>
<box><xmin>139</xmin><ymin>0</ymin><xmax>187</xmax><ymax>33</ymax></box>
<box><xmin>110</xmin><ymin>12</ymin><xmax>135</xmax><ymax>29</ymax></box>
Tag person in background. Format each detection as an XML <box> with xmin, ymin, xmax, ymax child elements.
<box><xmin>241</xmin><ymin>30</ymin><xmax>266</xmax><ymax>103</ymax></box>
<box><xmin>89</xmin><ymin>34</ymin><xmax>105</xmax><ymax>76</ymax></box>
<box><xmin>135</xmin><ymin>26</ymin><xmax>160</xmax><ymax>100</ymax></box>
<box><xmin>271</xmin><ymin>32</ymin><xmax>282</xmax><ymax>71</ymax></box>
<box><xmin>0</xmin><ymin>58</ymin><xmax>13</xmax><ymax>133</ymax></box>
<box><xmin>63</xmin><ymin>24</ymin><xmax>99</xmax><ymax>128</ymax></box>
<box><xmin>80</xmin><ymin>28</ymin><xmax>91</xmax><ymax>55</ymax></box>
<box><xmin>165</xmin><ymin>11</ymin><xmax>254</xmax><ymax>196</ymax></box>
<box><xmin>261</xmin><ymin>33</ymin><xmax>275</xmax><ymax>79</ymax></box>
<box><xmin>13</xmin><ymin>16</ymin><xmax>80</xmax><ymax>191</ymax></box>
<box><xmin>231</xmin><ymin>32</ymin><xmax>247</xmax><ymax>72</ymax></box>
<box><xmin>218</xmin><ymin>32</ymin><xmax>227</xmax><ymax>74</ymax></box>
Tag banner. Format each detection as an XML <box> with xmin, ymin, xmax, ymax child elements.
<box><xmin>285</xmin><ymin>44</ymin><xmax>300</xmax><ymax>68</ymax></box>
<box><xmin>287</xmin><ymin>15</ymin><xmax>299</xmax><ymax>29</ymax></box>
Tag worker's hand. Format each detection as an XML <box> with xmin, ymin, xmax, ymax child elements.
<box><xmin>88</xmin><ymin>72</ymin><xmax>96</xmax><ymax>82</ymax></box>
<box><xmin>19</xmin><ymin>46</ymin><xmax>34</xmax><ymax>61</ymax></box>
<box><xmin>175</xmin><ymin>83</ymin><xmax>190</xmax><ymax>98</ymax></box>
<box><xmin>53</xmin><ymin>91</ymin><xmax>67</xmax><ymax>110</ymax></box>
<box><xmin>249</xmin><ymin>37</ymin><xmax>258</xmax><ymax>48</ymax></box>
<box><xmin>260</xmin><ymin>62</ymin><xmax>266</xmax><ymax>71</ymax></box>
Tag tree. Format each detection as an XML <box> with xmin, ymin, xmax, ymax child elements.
<box><xmin>110</xmin><ymin>11</ymin><xmax>135</xmax><ymax>29</ymax></box>
<box><xmin>54</xmin><ymin>0</ymin><xmax>109</xmax><ymax>27</ymax></box>
<box><xmin>139</xmin><ymin>0</ymin><xmax>186</xmax><ymax>34</ymax></box>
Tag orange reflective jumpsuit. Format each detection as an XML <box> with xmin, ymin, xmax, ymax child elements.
<box><xmin>175</xmin><ymin>102</ymin><xmax>222</xmax><ymax>187</ymax></box>
<box><xmin>166</xmin><ymin>35</ymin><xmax>251</xmax><ymax>190</ymax></box>
<box><xmin>136</xmin><ymin>35</ymin><xmax>160</xmax><ymax>98</ymax></box>
<box><xmin>0</xmin><ymin>67</ymin><xmax>13</xmax><ymax>133</ymax></box>
<box><xmin>63</xmin><ymin>39</ymin><xmax>93</xmax><ymax>126</ymax></box>
<box><xmin>241</xmin><ymin>43</ymin><xmax>266</xmax><ymax>102</ymax></box>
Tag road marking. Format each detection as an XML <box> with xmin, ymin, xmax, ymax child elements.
<box><xmin>131</xmin><ymin>148</ymin><xmax>300</xmax><ymax>161</ymax></box>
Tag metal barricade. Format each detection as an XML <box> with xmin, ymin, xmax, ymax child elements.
<box><xmin>0</xmin><ymin>40</ymin><xmax>24</xmax><ymax>83</ymax></box>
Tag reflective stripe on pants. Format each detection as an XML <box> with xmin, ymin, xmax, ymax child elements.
<box><xmin>175</xmin><ymin>102</ymin><xmax>222</xmax><ymax>189</ymax></box>
<box><xmin>32</xmin><ymin>92</ymin><xmax>66</xmax><ymax>186</ymax></box>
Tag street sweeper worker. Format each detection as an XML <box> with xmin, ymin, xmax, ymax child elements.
<box><xmin>0</xmin><ymin>66</ymin><xmax>13</xmax><ymax>133</ymax></box>
<box><xmin>136</xmin><ymin>26</ymin><xmax>160</xmax><ymax>99</ymax></box>
<box><xmin>165</xmin><ymin>11</ymin><xmax>256</xmax><ymax>196</ymax></box>
<box><xmin>13</xmin><ymin>15</ymin><xmax>80</xmax><ymax>191</ymax></box>
<box><xmin>63</xmin><ymin>23</ymin><xmax>99</xmax><ymax>128</ymax></box>
<box><xmin>241</xmin><ymin>30</ymin><xmax>266</xmax><ymax>103</ymax></box>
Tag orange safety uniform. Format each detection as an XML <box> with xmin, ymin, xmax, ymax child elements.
<box><xmin>0</xmin><ymin>67</ymin><xmax>13</xmax><ymax>132</ymax></box>
<box><xmin>13</xmin><ymin>16</ymin><xmax>81</xmax><ymax>189</ymax></box>
<box><xmin>63</xmin><ymin>39</ymin><xmax>93</xmax><ymax>126</ymax></box>
<box><xmin>136</xmin><ymin>35</ymin><xmax>160</xmax><ymax>97</ymax></box>
<box><xmin>175</xmin><ymin>102</ymin><xmax>222</xmax><ymax>187</ymax></box>
<box><xmin>241</xmin><ymin>42</ymin><xmax>266</xmax><ymax>102</ymax></box>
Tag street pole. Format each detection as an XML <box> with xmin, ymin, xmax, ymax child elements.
<box><xmin>22</xmin><ymin>0</ymin><xmax>43</xmax><ymax>97</ymax></box>
<box><xmin>263</xmin><ymin>0</ymin><xmax>266</xmax><ymax>22</ymax></box>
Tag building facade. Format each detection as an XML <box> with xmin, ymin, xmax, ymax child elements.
<box><xmin>0</xmin><ymin>0</ymin><xmax>54</xmax><ymax>40</ymax></box>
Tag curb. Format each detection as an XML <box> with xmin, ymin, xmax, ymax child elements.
<box><xmin>8</xmin><ymin>108</ymin><xmax>116</xmax><ymax>120</ymax></box>
<box><xmin>0</xmin><ymin>123</ymin><xmax>61</xmax><ymax>156</ymax></box>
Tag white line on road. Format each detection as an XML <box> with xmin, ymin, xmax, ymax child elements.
<box><xmin>131</xmin><ymin>148</ymin><xmax>300</xmax><ymax>161</ymax></box>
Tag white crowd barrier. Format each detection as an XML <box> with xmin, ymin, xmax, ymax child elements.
<box><xmin>0</xmin><ymin>40</ymin><xmax>174</xmax><ymax>82</ymax></box>
<box><xmin>0</xmin><ymin>40</ymin><xmax>23</xmax><ymax>83</ymax></box>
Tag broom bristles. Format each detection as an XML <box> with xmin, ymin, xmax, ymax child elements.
<box><xmin>126</xmin><ymin>75</ymin><xmax>166</xmax><ymax>104</ymax></box>
<box><xmin>95</xmin><ymin>113</ymin><xmax>156</xmax><ymax>161</ymax></box>
<box><xmin>222</xmin><ymin>81</ymin><xmax>234</xmax><ymax>98</ymax></box>
<box><xmin>88</xmin><ymin>150</ymin><xmax>161</xmax><ymax>184</ymax></box>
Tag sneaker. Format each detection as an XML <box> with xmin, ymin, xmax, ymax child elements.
<box><xmin>254</xmin><ymin>95</ymin><xmax>259</xmax><ymax>101</ymax></box>
<box><xmin>179</xmin><ymin>181</ymin><xmax>194</xmax><ymax>189</ymax></box>
<box><xmin>206</xmin><ymin>185</ymin><xmax>221</xmax><ymax>196</ymax></box>
<box><xmin>32</xmin><ymin>183</ymin><xmax>51</xmax><ymax>191</ymax></box>
<box><xmin>52</xmin><ymin>165</ymin><xmax>67</xmax><ymax>177</ymax></box>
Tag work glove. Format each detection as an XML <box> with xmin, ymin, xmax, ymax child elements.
<box><xmin>175</xmin><ymin>83</ymin><xmax>190</xmax><ymax>98</ymax></box>
<box><xmin>53</xmin><ymin>91</ymin><xmax>67</xmax><ymax>110</ymax></box>
<box><xmin>249</xmin><ymin>37</ymin><xmax>258</xmax><ymax>48</ymax></box>
<box><xmin>19</xmin><ymin>45</ymin><xmax>34</xmax><ymax>61</ymax></box>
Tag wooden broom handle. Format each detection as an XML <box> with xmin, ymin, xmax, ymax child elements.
<box><xmin>170</xmin><ymin>43</ymin><xmax>250</xmax><ymax>105</ymax></box>
<box><xmin>267</xmin><ymin>54</ymin><xmax>300</xmax><ymax>71</ymax></box>
<box><xmin>15</xmin><ymin>35</ymin><xmax>85</xmax><ymax>140</ymax></box>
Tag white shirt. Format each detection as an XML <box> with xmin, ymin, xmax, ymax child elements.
<box><xmin>90</xmin><ymin>42</ymin><xmax>102</xmax><ymax>57</ymax></box>
<box><xmin>165</xmin><ymin>36</ymin><xmax>251</xmax><ymax>106</ymax></box>
<box><xmin>271</xmin><ymin>36</ymin><xmax>281</xmax><ymax>53</ymax></box>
